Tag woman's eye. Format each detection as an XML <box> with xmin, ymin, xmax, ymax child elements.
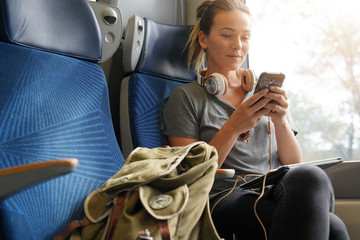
<box><xmin>222</xmin><ymin>34</ymin><xmax>231</xmax><ymax>38</ymax></box>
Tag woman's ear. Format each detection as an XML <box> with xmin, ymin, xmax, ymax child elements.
<box><xmin>198</xmin><ymin>31</ymin><xmax>207</xmax><ymax>49</ymax></box>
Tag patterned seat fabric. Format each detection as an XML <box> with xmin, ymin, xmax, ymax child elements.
<box><xmin>0</xmin><ymin>0</ymin><xmax>124</xmax><ymax>239</ymax></box>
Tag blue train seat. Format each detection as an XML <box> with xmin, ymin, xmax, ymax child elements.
<box><xmin>0</xmin><ymin>0</ymin><xmax>124</xmax><ymax>239</ymax></box>
<box><xmin>119</xmin><ymin>17</ymin><xmax>197</xmax><ymax>158</ymax></box>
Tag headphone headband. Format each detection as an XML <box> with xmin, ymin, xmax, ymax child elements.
<box><xmin>197</xmin><ymin>69</ymin><xmax>207</xmax><ymax>86</ymax></box>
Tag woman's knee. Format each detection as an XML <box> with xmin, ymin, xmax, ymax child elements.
<box><xmin>285</xmin><ymin>165</ymin><xmax>332</xmax><ymax>189</ymax></box>
<box><xmin>278</xmin><ymin>165</ymin><xmax>335</xmax><ymax>206</ymax></box>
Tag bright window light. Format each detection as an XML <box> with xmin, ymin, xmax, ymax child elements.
<box><xmin>247</xmin><ymin>0</ymin><xmax>360</xmax><ymax>161</ymax></box>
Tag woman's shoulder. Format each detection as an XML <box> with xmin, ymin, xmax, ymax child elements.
<box><xmin>166</xmin><ymin>81</ymin><xmax>210</xmax><ymax>113</ymax></box>
<box><xmin>170</xmin><ymin>81</ymin><xmax>205</xmax><ymax>98</ymax></box>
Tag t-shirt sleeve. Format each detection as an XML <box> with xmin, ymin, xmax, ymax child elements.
<box><xmin>161</xmin><ymin>86</ymin><xmax>200</xmax><ymax>139</ymax></box>
<box><xmin>286</xmin><ymin>110</ymin><xmax>298</xmax><ymax>136</ymax></box>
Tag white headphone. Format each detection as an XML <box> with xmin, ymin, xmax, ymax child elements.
<box><xmin>197</xmin><ymin>68</ymin><xmax>256</xmax><ymax>96</ymax></box>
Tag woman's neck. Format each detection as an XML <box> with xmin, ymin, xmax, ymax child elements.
<box><xmin>210</xmin><ymin>69</ymin><xmax>246</xmax><ymax>107</ymax></box>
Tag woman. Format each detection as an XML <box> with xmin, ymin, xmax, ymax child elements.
<box><xmin>161</xmin><ymin>0</ymin><xmax>349</xmax><ymax>239</ymax></box>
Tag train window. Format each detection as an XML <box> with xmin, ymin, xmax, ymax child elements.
<box><xmin>247</xmin><ymin>0</ymin><xmax>360</xmax><ymax>161</ymax></box>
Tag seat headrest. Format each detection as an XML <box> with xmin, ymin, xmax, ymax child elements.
<box><xmin>0</xmin><ymin>0</ymin><xmax>102</xmax><ymax>62</ymax></box>
<box><xmin>123</xmin><ymin>17</ymin><xmax>196</xmax><ymax>82</ymax></box>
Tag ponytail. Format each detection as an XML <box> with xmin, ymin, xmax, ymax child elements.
<box><xmin>185</xmin><ymin>19</ymin><xmax>206</xmax><ymax>71</ymax></box>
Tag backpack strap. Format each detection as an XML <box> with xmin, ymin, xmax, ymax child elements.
<box><xmin>159</xmin><ymin>220</ymin><xmax>171</xmax><ymax>240</ymax></box>
<box><xmin>54</xmin><ymin>217</ymin><xmax>91</xmax><ymax>240</ymax></box>
<box><xmin>106</xmin><ymin>191</ymin><xmax>128</xmax><ymax>240</ymax></box>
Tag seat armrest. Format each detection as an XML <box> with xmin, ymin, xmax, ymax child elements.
<box><xmin>215</xmin><ymin>169</ymin><xmax>235</xmax><ymax>179</ymax></box>
<box><xmin>0</xmin><ymin>159</ymin><xmax>78</xmax><ymax>200</ymax></box>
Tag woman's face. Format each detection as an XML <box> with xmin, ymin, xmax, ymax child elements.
<box><xmin>199</xmin><ymin>9</ymin><xmax>252</xmax><ymax>73</ymax></box>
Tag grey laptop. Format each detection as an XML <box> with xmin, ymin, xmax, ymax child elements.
<box><xmin>240</xmin><ymin>157</ymin><xmax>343</xmax><ymax>189</ymax></box>
<box><xmin>286</xmin><ymin>157</ymin><xmax>342</xmax><ymax>170</ymax></box>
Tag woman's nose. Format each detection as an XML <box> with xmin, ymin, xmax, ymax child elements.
<box><xmin>232</xmin><ymin>38</ymin><xmax>242</xmax><ymax>50</ymax></box>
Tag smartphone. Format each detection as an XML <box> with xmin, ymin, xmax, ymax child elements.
<box><xmin>253</xmin><ymin>72</ymin><xmax>285</xmax><ymax>94</ymax></box>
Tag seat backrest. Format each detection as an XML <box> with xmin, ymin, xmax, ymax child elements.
<box><xmin>0</xmin><ymin>0</ymin><xmax>124</xmax><ymax>238</ymax></box>
<box><xmin>120</xmin><ymin>17</ymin><xmax>196</xmax><ymax>158</ymax></box>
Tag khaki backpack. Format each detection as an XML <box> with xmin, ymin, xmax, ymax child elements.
<box><xmin>56</xmin><ymin>141</ymin><xmax>221</xmax><ymax>240</ymax></box>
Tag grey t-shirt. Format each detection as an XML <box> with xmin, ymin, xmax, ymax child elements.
<box><xmin>161</xmin><ymin>81</ymin><xmax>298</xmax><ymax>196</ymax></box>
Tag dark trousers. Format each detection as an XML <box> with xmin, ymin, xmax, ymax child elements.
<box><xmin>210</xmin><ymin>165</ymin><xmax>350</xmax><ymax>240</ymax></box>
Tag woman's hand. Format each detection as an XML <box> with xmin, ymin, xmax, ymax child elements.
<box><xmin>227</xmin><ymin>88</ymin><xmax>271</xmax><ymax>135</ymax></box>
<box><xmin>263</xmin><ymin>86</ymin><xmax>288</xmax><ymax>124</ymax></box>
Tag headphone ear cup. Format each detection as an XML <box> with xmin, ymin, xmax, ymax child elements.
<box><xmin>204</xmin><ymin>73</ymin><xmax>228</xmax><ymax>96</ymax></box>
<box><xmin>240</xmin><ymin>69</ymin><xmax>255</xmax><ymax>92</ymax></box>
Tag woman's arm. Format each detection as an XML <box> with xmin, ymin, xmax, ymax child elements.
<box><xmin>272</xmin><ymin>118</ymin><xmax>302</xmax><ymax>165</ymax></box>
<box><xmin>168</xmin><ymin>136</ymin><xmax>198</xmax><ymax>147</ymax></box>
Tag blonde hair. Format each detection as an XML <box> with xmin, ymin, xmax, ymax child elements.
<box><xmin>185</xmin><ymin>0</ymin><xmax>250</xmax><ymax>71</ymax></box>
